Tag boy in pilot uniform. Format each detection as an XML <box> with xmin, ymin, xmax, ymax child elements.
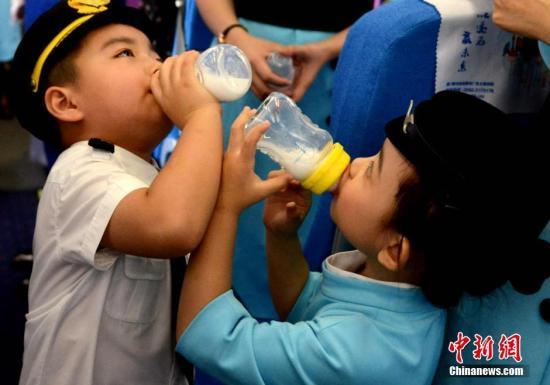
<box><xmin>12</xmin><ymin>1</ymin><xmax>223</xmax><ymax>384</ymax></box>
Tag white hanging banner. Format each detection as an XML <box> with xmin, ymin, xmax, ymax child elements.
<box><xmin>424</xmin><ymin>0</ymin><xmax>550</xmax><ymax>113</ymax></box>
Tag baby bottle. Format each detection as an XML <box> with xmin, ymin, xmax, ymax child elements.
<box><xmin>245</xmin><ymin>92</ymin><xmax>350</xmax><ymax>194</ymax></box>
<box><xmin>266</xmin><ymin>52</ymin><xmax>295</xmax><ymax>90</ymax></box>
<box><xmin>195</xmin><ymin>44</ymin><xmax>252</xmax><ymax>102</ymax></box>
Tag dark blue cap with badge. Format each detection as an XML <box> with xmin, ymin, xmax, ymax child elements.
<box><xmin>11</xmin><ymin>0</ymin><xmax>155</xmax><ymax>146</ymax></box>
<box><xmin>385</xmin><ymin>91</ymin><xmax>548</xmax><ymax>237</ymax></box>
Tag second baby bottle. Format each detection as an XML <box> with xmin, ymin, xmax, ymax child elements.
<box><xmin>245</xmin><ymin>92</ymin><xmax>350</xmax><ymax>194</ymax></box>
<box><xmin>195</xmin><ymin>44</ymin><xmax>252</xmax><ymax>102</ymax></box>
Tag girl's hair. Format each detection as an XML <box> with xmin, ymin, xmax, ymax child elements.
<box><xmin>389</xmin><ymin>170</ymin><xmax>549</xmax><ymax>308</ymax></box>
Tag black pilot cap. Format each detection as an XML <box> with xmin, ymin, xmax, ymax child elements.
<box><xmin>11</xmin><ymin>0</ymin><xmax>155</xmax><ymax>146</ymax></box>
<box><xmin>385</xmin><ymin>91</ymin><xmax>549</xmax><ymax>251</ymax></box>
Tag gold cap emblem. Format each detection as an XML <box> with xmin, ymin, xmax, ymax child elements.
<box><xmin>68</xmin><ymin>0</ymin><xmax>110</xmax><ymax>14</ymax></box>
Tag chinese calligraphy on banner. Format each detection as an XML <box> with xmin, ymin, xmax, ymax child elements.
<box><xmin>424</xmin><ymin>0</ymin><xmax>549</xmax><ymax>113</ymax></box>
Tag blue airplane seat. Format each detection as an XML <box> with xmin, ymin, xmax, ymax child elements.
<box><xmin>304</xmin><ymin>0</ymin><xmax>440</xmax><ymax>269</ymax></box>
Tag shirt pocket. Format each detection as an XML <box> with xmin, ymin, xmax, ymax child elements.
<box><xmin>105</xmin><ymin>255</ymin><xmax>167</xmax><ymax>323</ymax></box>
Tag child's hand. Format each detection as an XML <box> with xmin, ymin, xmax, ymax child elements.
<box><xmin>218</xmin><ymin>107</ymin><xmax>291</xmax><ymax>214</ymax></box>
<box><xmin>151</xmin><ymin>50</ymin><xmax>219</xmax><ymax>128</ymax></box>
<box><xmin>263</xmin><ymin>171</ymin><xmax>312</xmax><ymax>236</ymax></box>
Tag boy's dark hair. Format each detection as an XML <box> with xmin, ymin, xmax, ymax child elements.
<box><xmin>385</xmin><ymin>91</ymin><xmax>549</xmax><ymax>308</ymax></box>
<box><xmin>11</xmin><ymin>0</ymin><xmax>155</xmax><ymax>147</ymax></box>
<box><xmin>46</xmin><ymin>47</ymin><xmax>80</xmax><ymax>91</ymax></box>
<box><xmin>27</xmin><ymin>43</ymin><xmax>83</xmax><ymax>148</ymax></box>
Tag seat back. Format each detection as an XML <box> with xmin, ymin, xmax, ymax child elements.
<box><xmin>304</xmin><ymin>0</ymin><xmax>549</xmax><ymax>267</ymax></box>
<box><xmin>304</xmin><ymin>0</ymin><xmax>440</xmax><ymax>267</ymax></box>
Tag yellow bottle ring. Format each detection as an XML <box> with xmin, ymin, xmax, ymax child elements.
<box><xmin>302</xmin><ymin>143</ymin><xmax>350</xmax><ymax>194</ymax></box>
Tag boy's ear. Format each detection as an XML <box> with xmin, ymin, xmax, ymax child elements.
<box><xmin>44</xmin><ymin>86</ymin><xmax>83</xmax><ymax>123</ymax></box>
<box><xmin>377</xmin><ymin>233</ymin><xmax>411</xmax><ymax>272</ymax></box>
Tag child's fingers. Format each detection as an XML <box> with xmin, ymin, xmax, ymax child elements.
<box><xmin>243</xmin><ymin>120</ymin><xmax>270</xmax><ymax>158</ymax></box>
<box><xmin>159</xmin><ymin>55</ymin><xmax>174</xmax><ymax>89</ymax></box>
<box><xmin>286</xmin><ymin>202</ymin><xmax>304</xmax><ymax>220</ymax></box>
<box><xmin>233</xmin><ymin>106</ymin><xmax>256</xmax><ymax>129</ymax></box>
<box><xmin>182</xmin><ymin>50</ymin><xmax>200</xmax><ymax>63</ymax></box>
<box><xmin>286</xmin><ymin>201</ymin><xmax>298</xmax><ymax>215</ymax></box>
<box><xmin>267</xmin><ymin>169</ymin><xmax>288</xmax><ymax>179</ymax></box>
<box><xmin>179</xmin><ymin>51</ymin><xmax>200</xmax><ymax>83</ymax></box>
<box><xmin>227</xmin><ymin>107</ymin><xmax>254</xmax><ymax>149</ymax></box>
<box><xmin>257</xmin><ymin>173</ymin><xmax>291</xmax><ymax>198</ymax></box>
<box><xmin>267</xmin><ymin>170</ymin><xmax>293</xmax><ymax>193</ymax></box>
<box><xmin>172</xmin><ymin>52</ymin><xmax>187</xmax><ymax>84</ymax></box>
<box><xmin>151</xmin><ymin>70</ymin><xmax>161</xmax><ymax>98</ymax></box>
<box><xmin>289</xmin><ymin>178</ymin><xmax>301</xmax><ymax>186</ymax></box>
<box><xmin>268</xmin><ymin>170</ymin><xmax>301</xmax><ymax>185</ymax></box>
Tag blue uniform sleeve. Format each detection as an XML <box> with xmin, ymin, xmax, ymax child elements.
<box><xmin>177</xmin><ymin>290</ymin><xmax>445</xmax><ymax>385</ymax></box>
<box><xmin>286</xmin><ymin>271</ymin><xmax>322</xmax><ymax>323</ymax></box>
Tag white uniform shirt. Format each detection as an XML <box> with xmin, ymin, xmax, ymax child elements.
<box><xmin>19</xmin><ymin>141</ymin><xmax>186</xmax><ymax>385</ymax></box>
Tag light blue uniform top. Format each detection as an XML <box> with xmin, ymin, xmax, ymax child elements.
<box><xmin>177</xmin><ymin>251</ymin><xmax>446</xmax><ymax>385</ymax></box>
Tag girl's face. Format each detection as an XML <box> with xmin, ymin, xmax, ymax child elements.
<box><xmin>330</xmin><ymin>139</ymin><xmax>415</xmax><ymax>257</ymax></box>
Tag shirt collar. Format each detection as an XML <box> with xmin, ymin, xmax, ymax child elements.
<box><xmin>70</xmin><ymin>140</ymin><xmax>158</xmax><ymax>182</ymax></box>
<box><xmin>325</xmin><ymin>250</ymin><xmax>418</xmax><ymax>289</ymax></box>
<box><xmin>321</xmin><ymin>250</ymin><xmax>439</xmax><ymax>313</ymax></box>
